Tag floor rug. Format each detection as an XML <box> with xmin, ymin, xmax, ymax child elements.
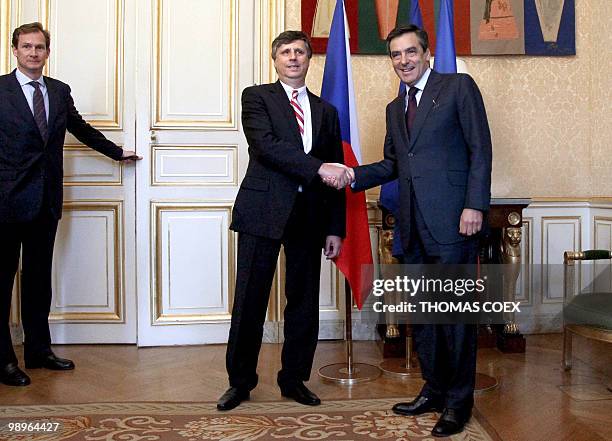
<box><xmin>0</xmin><ymin>398</ymin><xmax>494</xmax><ymax>441</ymax></box>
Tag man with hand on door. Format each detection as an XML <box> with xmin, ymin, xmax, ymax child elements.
<box><xmin>0</xmin><ymin>22</ymin><xmax>140</xmax><ymax>387</ymax></box>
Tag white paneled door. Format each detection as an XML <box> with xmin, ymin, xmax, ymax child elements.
<box><xmin>50</xmin><ymin>0</ymin><xmax>137</xmax><ymax>343</ymax></box>
<box><xmin>135</xmin><ymin>0</ymin><xmax>259</xmax><ymax>346</ymax></box>
<box><xmin>3</xmin><ymin>0</ymin><xmax>138</xmax><ymax>343</ymax></box>
<box><xmin>4</xmin><ymin>0</ymin><xmax>348</xmax><ymax>347</ymax></box>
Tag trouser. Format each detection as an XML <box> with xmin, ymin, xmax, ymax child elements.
<box><xmin>0</xmin><ymin>211</ymin><xmax>58</xmax><ymax>366</ymax></box>
<box><xmin>226</xmin><ymin>194</ymin><xmax>323</xmax><ymax>390</ymax></box>
<box><xmin>401</xmin><ymin>188</ymin><xmax>479</xmax><ymax>409</ymax></box>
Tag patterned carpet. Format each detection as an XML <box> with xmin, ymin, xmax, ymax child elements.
<box><xmin>0</xmin><ymin>398</ymin><xmax>494</xmax><ymax>441</ymax></box>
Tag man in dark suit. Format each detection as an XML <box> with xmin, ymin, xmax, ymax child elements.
<box><xmin>346</xmin><ymin>25</ymin><xmax>492</xmax><ymax>437</ymax></box>
<box><xmin>217</xmin><ymin>30</ymin><xmax>350</xmax><ymax>411</ymax></box>
<box><xmin>0</xmin><ymin>22</ymin><xmax>140</xmax><ymax>387</ymax></box>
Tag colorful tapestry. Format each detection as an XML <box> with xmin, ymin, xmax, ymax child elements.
<box><xmin>302</xmin><ymin>0</ymin><xmax>575</xmax><ymax>56</ymax></box>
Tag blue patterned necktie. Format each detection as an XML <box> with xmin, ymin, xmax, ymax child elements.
<box><xmin>29</xmin><ymin>81</ymin><xmax>48</xmax><ymax>143</ymax></box>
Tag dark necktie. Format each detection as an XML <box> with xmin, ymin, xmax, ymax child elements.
<box><xmin>406</xmin><ymin>86</ymin><xmax>418</xmax><ymax>138</ymax></box>
<box><xmin>29</xmin><ymin>81</ymin><xmax>48</xmax><ymax>142</ymax></box>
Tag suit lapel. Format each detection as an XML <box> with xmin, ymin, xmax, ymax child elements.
<box><xmin>392</xmin><ymin>95</ymin><xmax>410</xmax><ymax>149</ymax></box>
<box><xmin>409</xmin><ymin>70</ymin><xmax>443</xmax><ymax>150</ymax></box>
<box><xmin>45</xmin><ymin>76</ymin><xmax>59</xmax><ymax>134</ymax></box>
<box><xmin>308</xmin><ymin>89</ymin><xmax>322</xmax><ymax>151</ymax></box>
<box><xmin>6</xmin><ymin>70</ymin><xmax>39</xmax><ymax>129</ymax></box>
<box><xmin>269</xmin><ymin>81</ymin><xmax>302</xmax><ymax>147</ymax></box>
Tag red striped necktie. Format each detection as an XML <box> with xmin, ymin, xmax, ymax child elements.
<box><xmin>290</xmin><ymin>89</ymin><xmax>304</xmax><ymax>135</ymax></box>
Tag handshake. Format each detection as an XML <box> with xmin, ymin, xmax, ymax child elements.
<box><xmin>318</xmin><ymin>163</ymin><xmax>355</xmax><ymax>190</ymax></box>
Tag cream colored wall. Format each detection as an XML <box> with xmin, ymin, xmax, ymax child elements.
<box><xmin>285</xmin><ymin>0</ymin><xmax>611</xmax><ymax>199</ymax></box>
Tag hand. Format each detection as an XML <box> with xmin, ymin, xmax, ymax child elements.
<box><xmin>345</xmin><ymin>168</ymin><xmax>355</xmax><ymax>185</ymax></box>
<box><xmin>459</xmin><ymin>208</ymin><xmax>483</xmax><ymax>236</ymax></box>
<box><xmin>121</xmin><ymin>150</ymin><xmax>142</xmax><ymax>162</ymax></box>
<box><xmin>324</xmin><ymin>235</ymin><xmax>343</xmax><ymax>259</ymax></box>
<box><xmin>318</xmin><ymin>163</ymin><xmax>353</xmax><ymax>189</ymax></box>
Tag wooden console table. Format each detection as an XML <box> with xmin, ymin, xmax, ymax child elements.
<box><xmin>377</xmin><ymin>198</ymin><xmax>531</xmax><ymax>358</ymax></box>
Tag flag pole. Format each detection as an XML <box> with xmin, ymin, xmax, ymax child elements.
<box><xmin>344</xmin><ymin>279</ymin><xmax>353</xmax><ymax>374</ymax></box>
<box><xmin>318</xmin><ymin>280</ymin><xmax>381</xmax><ymax>384</ymax></box>
<box><xmin>318</xmin><ymin>0</ymin><xmax>379</xmax><ymax>384</ymax></box>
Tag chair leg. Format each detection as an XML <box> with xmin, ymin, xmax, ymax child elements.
<box><xmin>563</xmin><ymin>327</ymin><xmax>572</xmax><ymax>371</ymax></box>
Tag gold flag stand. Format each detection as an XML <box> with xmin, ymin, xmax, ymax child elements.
<box><xmin>318</xmin><ymin>280</ymin><xmax>381</xmax><ymax>384</ymax></box>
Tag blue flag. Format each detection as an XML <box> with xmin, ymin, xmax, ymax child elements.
<box><xmin>433</xmin><ymin>0</ymin><xmax>457</xmax><ymax>74</ymax></box>
<box><xmin>409</xmin><ymin>0</ymin><xmax>424</xmax><ymax>28</ymax></box>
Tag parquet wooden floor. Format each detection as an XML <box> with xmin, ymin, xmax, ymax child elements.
<box><xmin>1</xmin><ymin>334</ymin><xmax>610</xmax><ymax>441</ymax></box>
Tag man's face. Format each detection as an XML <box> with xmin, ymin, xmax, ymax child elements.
<box><xmin>389</xmin><ymin>32</ymin><xmax>430</xmax><ymax>86</ymax></box>
<box><xmin>12</xmin><ymin>31</ymin><xmax>49</xmax><ymax>77</ymax></box>
<box><xmin>273</xmin><ymin>40</ymin><xmax>310</xmax><ymax>87</ymax></box>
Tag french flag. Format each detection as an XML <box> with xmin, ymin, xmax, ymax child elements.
<box><xmin>321</xmin><ymin>0</ymin><xmax>373</xmax><ymax>310</ymax></box>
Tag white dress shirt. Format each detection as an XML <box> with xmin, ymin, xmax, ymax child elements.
<box><xmin>15</xmin><ymin>68</ymin><xmax>49</xmax><ymax>122</ymax></box>
<box><xmin>279</xmin><ymin>81</ymin><xmax>312</xmax><ymax>154</ymax></box>
<box><xmin>280</xmin><ymin>81</ymin><xmax>313</xmax><ymax>192</ymax></box>
<box><xmin>404</xmin><ymin>67</ymin><xmax>432</xmax><ymax>110</ymax></box>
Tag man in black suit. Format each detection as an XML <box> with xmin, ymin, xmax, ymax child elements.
<box><xmin>217</xmin><ymin>30</ymin><xmax>350</xmax><ymax>411</ymax></box>
<box><xmin>0</xmin><ymin>22</ymin><xmax>140</xmax><ymax>387</ymax></box>
<box><xmin>345</xmin><ymin>25</ymin><xmax>492</xmax><ymax>437</ymax></box>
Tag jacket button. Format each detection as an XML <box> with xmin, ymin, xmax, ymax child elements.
<box><xmin>407</xmin><ymin>153</ymin><xmax>414</xmax><ymax>157</ymax></box>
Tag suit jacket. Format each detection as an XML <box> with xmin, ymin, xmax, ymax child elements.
<box><xmin>354</xmin><ymin>71</ymin><xmax>492</xmax><ymax>246</ymax></box>
<box><xmin>230</xmin><ymin>81</ymin><xmax>346</xmax><ymax>241</ymax></box>
<box><xmin>0</xmin><ymin>70</ymin><xmax>123</xmax><ymax>222</ymax></box>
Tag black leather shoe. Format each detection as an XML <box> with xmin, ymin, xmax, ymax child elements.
<box><xmin>431</xmin><ymin>408</ymin><xmax>472</xmax><ymax>437</ymax></box>
<box><xmin>280</xmin><ymin>383</ymin><xmax>321</xmax><ymax>406</ymax></box>
<box><xmin>25</xmin><ymin>353</ymin><xmax>75</xmax><ymax>370</ymax></box>
<box><xmin>392</xmin><ymin>395</ymin><xmax>443</xmax><ymax>416</ymax></box>
<box><xmin>0</xmin><ymin>363</ymin><xmax>31</xmax><ymax>386</ymax></box>
<box><xmin>217</xmin><ymin>387</ymin><xmax>250</xmax><ymax>411</ymax></box>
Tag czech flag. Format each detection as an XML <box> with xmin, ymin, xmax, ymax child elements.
<box><xmin>321</xmin><ymin>0</ymin><xmax>373</xmax><ymax>310</ymax></box>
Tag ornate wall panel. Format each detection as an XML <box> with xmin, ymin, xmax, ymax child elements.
<box><xmin>593</xmin><ymin>217</ymin><xmax>612</xmax><ymax>292</ymax></box>
<box><xmin>254</xmin><ymin>0</ymin><xmax>284</xmax><ymax>84</ymax></box>
<box><xmin>50</xmin><ymin>201</ymin><xmax>124</xmax><ymax>322</ymax></box>
<box><xmin>594</xmin><ymin>217</ymin><xmax>612</xmax><ymax>250</ymax></box>
<box><xmin>152</xmin><ymin>145</ymin><xmax>238</xmax><ymax>186</ymax></box>
<box><xmin>153</xmin><ymin>0</ymin><xmax>236</xmax><ymax>129</ymax></box>
<box><xmin>151</xmin><ymin>202</ymin><xmax>234</xmax><ymax>324</ymax></box>
<box><xmin>541</xmin><ymin>216</ymin><xmax>581</xmax><ymax>304</ymax></box>
<box><xmin>14</xmin><ymin>0</ymin><xmax>42</xmax><ymax>27</ymax></box>
<box><xmin>47</xmin><ymin>0</ymin><xmax>122</xmax><ymax>128</ymax></box>
<box><xmin>517</xmin><ymin>218</ymin><xmax>533</xmax><ymax>305</ymax></box>
<box><xmin>63</xmin><ymin>145</ymin><xmax>122</xmax><ymax>186</ymax></box>
<box><xmin>318</xmin><ymin>261</ymin><xmax>339</xmax><ymax>313</ymax></box>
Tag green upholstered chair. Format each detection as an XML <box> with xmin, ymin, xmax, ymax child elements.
<box><xmin>562</xmin><ymin>250</ymin><xmax>612</xmax><ymax>389</ymax></box>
